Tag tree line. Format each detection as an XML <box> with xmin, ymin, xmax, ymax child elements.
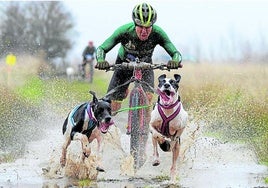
<box><xmin>1</xmin><ymin>2</ymin><xmax>267</xmax><ymax>64</ymax></box>
<box><xmin>0</xmin><ymin>1</ymin><xmax>74</xmax><ymax>63</ymax></box>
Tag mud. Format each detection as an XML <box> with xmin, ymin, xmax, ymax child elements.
<box><xmin>0</xmin><ymin>111</ymin><xmax>267</xmax><ymax>188</ymax></box>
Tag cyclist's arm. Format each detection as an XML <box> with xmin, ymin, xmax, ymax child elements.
<box><xmin>154</xmin><ymin>25</ymin><xmax>182</xmax><ymax>62</ymax></box>
<box><xmin>96</xmin><ymin>24</ymin><xmax>128</xmax><ymax>62</ymax></box>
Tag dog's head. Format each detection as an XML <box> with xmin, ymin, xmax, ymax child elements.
<box><xmin>157</xmin><ymin>74</ymin><xmax>181</xmax><ymax>105</ymax></box>
<box><xmin>89</xmin><ymin>91</ymin><xmax>114</xmax><ymax>134</ymax></box>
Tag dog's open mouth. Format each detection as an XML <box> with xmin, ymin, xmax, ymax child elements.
<box><xmin>157</xmin><ymin>89</ymin><xmax>175</xmax><ymax>104</ymax></box>
<box><xmin>99</xmin><ymin>120</ymin><xmax>114</xmax><ymax>134</ymax></box>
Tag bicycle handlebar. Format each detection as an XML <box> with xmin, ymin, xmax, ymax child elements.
<box><xmin>98</xmin><ymin>61</ymin><xmax>182</xmax><ymax>72</ymax></box>
<box><xmin>112</xmin><ymin>62</ymin><xmax>168</xmax><ymax>70</ymax></box>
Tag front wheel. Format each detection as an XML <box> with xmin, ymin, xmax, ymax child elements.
<box><xmin>128</xmin><ymin>86</ymin><xmax>149</xmax><ymax>170</ymax></box>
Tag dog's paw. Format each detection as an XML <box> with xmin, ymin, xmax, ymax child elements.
<box><xmin>96</xmin><ymin>166</ymin><xmax>105</xmax><ymax>172</ymax></box>
<box><xmin>60</xmin><ymin>161</ymin><xmax>66</xmax><ymax>168</ymax></box>
<box><xmin>152</xmin><ymin>159</ymin><xmax>160</xmax><ymax>166</ymax></box>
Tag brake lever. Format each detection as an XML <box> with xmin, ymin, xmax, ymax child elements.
<box><xmin>105</xmin><ymin>66</ymin><xmax>113</xmax><ymax>72</ymax></box>
<box><xmin>158</xmin><ymin>65</ymin><xmax>170</xmax><ymax>71</ymax></box>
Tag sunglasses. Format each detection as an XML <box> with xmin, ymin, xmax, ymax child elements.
<box><xmin>134</xmin><ymin>18</ymin><xmax>153</xmax><ymax>28</ymax></box>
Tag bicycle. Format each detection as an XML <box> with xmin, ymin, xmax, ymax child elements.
<box><xmin>100</xmin><ymin>58</ymin><xmax>170</xmax><ymax>171</ymax></box>
<box><xmin>80</xmin><ymin>54</ymin><xmax>95</xmax><ymax>83</ymax></box>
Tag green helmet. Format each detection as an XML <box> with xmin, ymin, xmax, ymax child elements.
<box><xmin>132</xmin><ymin>3</ymin><xmax>157</xmax><ymax>27</ymax></box>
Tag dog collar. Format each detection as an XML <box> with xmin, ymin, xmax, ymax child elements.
<box><xmin>158</xmin><ymin>100</ymin><xmax>179</xmax><ymax>109</ymax></box>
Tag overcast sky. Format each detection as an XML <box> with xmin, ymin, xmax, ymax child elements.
<box><xmin>64</xmin><ymin>0</ymin><xmax>268</xmax><ymax>62</ymax></box>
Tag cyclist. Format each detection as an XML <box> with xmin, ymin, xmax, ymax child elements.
<box><xmin>95</xmin><ymin>3</ymin><xmax>182</xmax><ymax>131</ymax></box>
<box><xmin>81</xmin><ymin>41</ymin><xmax>96</xmax><ymax>82</ymax></box>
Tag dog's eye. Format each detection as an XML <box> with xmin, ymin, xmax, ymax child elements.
<box><xmin>160</xmin><ymin>80</ymin><xmax>166</xmax><ymax>84</ymax></box>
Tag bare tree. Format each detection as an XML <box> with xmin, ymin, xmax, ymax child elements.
<box><xmin>0</xmin><ymin>1</ymin><xmax>74</xmax><ymax>62</ymax></box>
<box><xmin>0</xmin><ymin>2</ymin><xmax>28</xmax><ymax>56</ymax></box>
<box><xmin>258</xmin><ymin>30</ymin><xmax>268</xmax><ymax>62</ymax></box>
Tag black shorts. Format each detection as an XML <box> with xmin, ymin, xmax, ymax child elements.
<box><xmin>107</xmin><ymin>60</ymin><xmax>154</xmax><ymax>101</ymax></box>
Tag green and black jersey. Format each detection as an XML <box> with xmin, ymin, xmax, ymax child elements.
<box><xmin>96</xmin><ymin>22</ymin><xmax>181</xmax><ymax>63</ymax></box>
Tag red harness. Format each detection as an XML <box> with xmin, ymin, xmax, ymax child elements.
<box><xmin>157</xmin><ymin>100</ymin><xmax>181</xmax><ymax>137</ymax></box>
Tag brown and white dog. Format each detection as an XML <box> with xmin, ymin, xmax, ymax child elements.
<box><xmin>149</xmin><ymin>74</ymin><xmax>188</xmax><ymax>182</ymax></box>
<box><xmin>60</xmin><ymin>91</ymin><xmax>114</xmax><ymax>172</ymax></box>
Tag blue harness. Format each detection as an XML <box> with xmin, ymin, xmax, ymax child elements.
<box><xmin>70</xmin><ymin>103</ymin><xmax>98</xmax><ymax>132</ymax></box>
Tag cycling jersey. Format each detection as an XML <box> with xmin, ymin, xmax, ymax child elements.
<box><xmin>96</xmin><ymin>22</ymin><xmax>181</xmax><ymax>63</ymax></box>
<box><xmin>96</xmin><ymin>22</ymin><xmax>181</xmax><ymax>101</ymax></box>
<box><xmin>83</xmin><ymin>46</ymin><xmax>96</xmax><ymax>57</ymax></box>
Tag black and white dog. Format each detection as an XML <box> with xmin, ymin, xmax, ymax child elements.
<box><xmin>60</xmin><ymin>91</ymin><xmax>114</xmax><ymax>172</ymax></box>
<box><xmin>149</xmin><ymin>74</ymin><xmax>188</xmax><ymax>182</ymax></box>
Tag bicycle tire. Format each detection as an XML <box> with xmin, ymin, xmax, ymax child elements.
<box><xmin>129</xmin><ymin>85</ymin><xmax>149</xmax><ymax>170</ymax></box>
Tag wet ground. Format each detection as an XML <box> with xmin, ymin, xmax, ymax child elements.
<box><xmin>0</xmin><ymin>111</ymin><xmax>267</xmax><ymax>188</ymax></box>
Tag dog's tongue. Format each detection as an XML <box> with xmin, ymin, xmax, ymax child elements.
<box><xmin>100</xmin><ymin>120</ymin><xmax>114</xmax><ymax>133</ymax></box>
<box><xmin>157</xmin><ymin>89</ymin><xmax>174</xmax><ymax>105</ymax></box>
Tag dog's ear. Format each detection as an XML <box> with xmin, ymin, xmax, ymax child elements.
<box><xmin>89</xmin><ymin>90</ymin><xmax>98</xmax><ymax>104</ymax></box>
<box><xmin>174</xmin><ymin>74</ymin><xmax>181</xmax><ymax>83</ymax></box>
<box><xmin>158</xmin><ymin>74</ymin><xmax>166</xmax><ymax>82</ymax></box>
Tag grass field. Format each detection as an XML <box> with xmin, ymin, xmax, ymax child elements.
<box><xmin>179</xmin><ymin>62</ymin><xmax>268</xmax><ymax>163</ymax></box>
<box><xmin>0</xmin><ymin>56</ymin><xmax>267</xmax><ymax>164</ymax></box>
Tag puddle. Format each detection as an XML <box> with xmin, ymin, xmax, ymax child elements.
<box><xmin>0</xmin><ymin>112</ymin><xmax>267</xmax><ymax>188</ymax></box>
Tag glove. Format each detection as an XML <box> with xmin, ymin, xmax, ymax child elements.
<box><xmin>167</xmin><ymin>60</ymin><xmax>182</xmax><ymax>69</ymax></box>
<box><xmin>95</xmin><ymin>60</ymin><xmax>110</xmax><ymax>70</ymax></box>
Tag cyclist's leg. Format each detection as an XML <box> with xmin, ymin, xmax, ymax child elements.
<box><xmin>89</xmin><ymin>60</ymin><xmax>94</xmax><ymax>83</ymax></box>
<box><xmin>111</xmin><ymin>88</ymin><xmax>129</xmax><ymax>113</ymax></box>
<box><xmin>146</xmin><ymin>92</ymin><xmax>154</xmax><ymax>105</ymax></box>
<box><xmin>107</xmin><ymin>69</ymin><xmax>132</xmax><ymax>114</ymax></box>
<box><xmin>145</xmin><ymin>91</ymin><xmax>154</xmax><ymax>122</ymax></box>
<box><xmin>142</xmin><ymin>68</ymin><xmax>154</xmax><ymax>100</ymax></box>
<box><xmin>81</xmin><ymin>60</ymin><xmax>86</xmax><ymax>78</ymax></box>
<box><xmin>111</xmin><ymin>100</ymin><xmax>121</xmax><ymax>113</ymax></box>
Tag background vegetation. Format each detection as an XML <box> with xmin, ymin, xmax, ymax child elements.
<box><xmin>0</xmin><ymin>55</ymin><xmax>110</xmax><ymax>162</ymax></box>
<box><xmin>0</xmin><ymin>56</ymin><xmax>267</xmax><ymax>166</ymax></box>
<box><xmin>180</xmin><ymin>63</ymin><xmax>268</xmax><ymax>163</ymax></box>
<box><xmin>0</xmin><ymin>2</ymin><xmax>73</xmax><ymax>62</ymax></box>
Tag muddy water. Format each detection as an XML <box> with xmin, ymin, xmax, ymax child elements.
<box><xmin>0</xmin><ymin>111</ymin><xmax>267</xmax><ymax>188</ymax></box>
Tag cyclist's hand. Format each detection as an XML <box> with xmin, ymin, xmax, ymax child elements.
<box><xmin>95</xmin><ymin>60</ymin><xmax>110</xmax><ymax>70</ymax></box>
<box><xmin>167</xmin><ymin>60</ymin><xmax>183</xmax><ymax>69</ymax></box>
